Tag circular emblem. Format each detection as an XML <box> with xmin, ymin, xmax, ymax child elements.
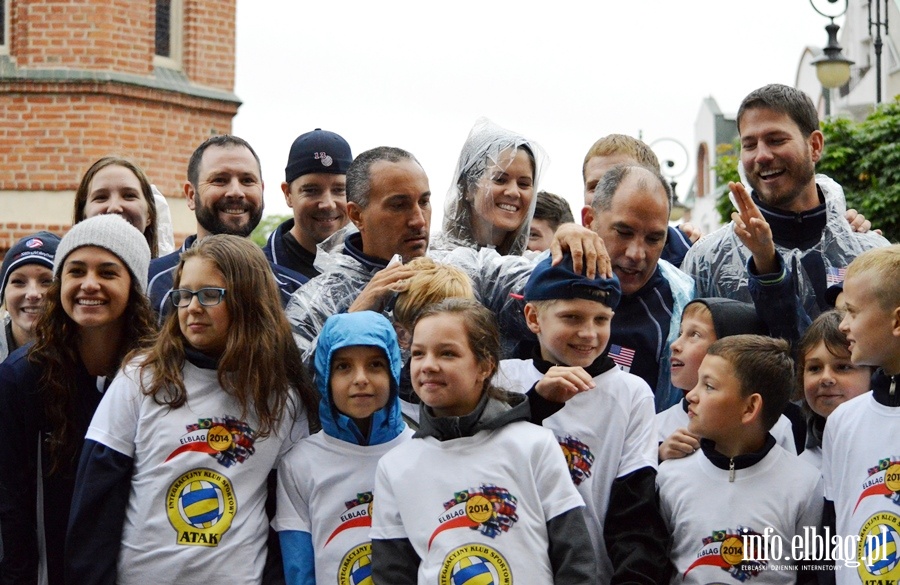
<box><xmin>440</xmin><ymin>544</ymin><xmax>512</xmax><ymax>585</ymax></box>
<box><xmin>322</xmin><ymin>155</ymin><xmax>334</xmax><ymax>167</ymax></box>
<box><xmin>857</xmin><ymin>512</ymin><xmax>900</xmax><ymax>581</ymax></box>
<box><xmin>719</xmin><ymin>536</ymin><xmax>744</xmax><ymax>566</ymax></box>
<box><xmin>885</xmin><ymin>464</ymin><xmax>900</xmax><ymax>493</ymax></box>
<box><xmin>465</xmin><ymin>495</ymin><xmax>494</xmax><ymax>524</ymax></box>
<box><xmin>166</xmin><ymin>468</ymin><xmax>236</xmax><ymax>546</ymax></box>
<box><xmin>206</xmin><ymin>424</ymin><xmax>234</xmax><ymax>452</ymax></box>
<box><xmin>338</xmin><ymin>542</ymin><xmax>373</xmax><ymax>585</ymax></box>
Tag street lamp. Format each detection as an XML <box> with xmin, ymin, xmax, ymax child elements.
<box><xmin>810</xmin><ymin>0</ymin><xmax>854</xmax><ymax>115</ymax></box>
<box><xmin>868</xmin><ymin>0</ymin><xmax>889</xmax><ymax>103</ymax></box>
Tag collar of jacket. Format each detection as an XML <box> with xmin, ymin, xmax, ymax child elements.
<box><xmin>342</xmin><ymin>232</ymin><xmax>390</xmax><ymax>272</ymax></box>
<box><xmin>752</xmin><ymin>187</ymin><xmax>826</xmax><ymax>250</ymax></box>
<box><xmin>530</xmin><ymin>344</ymin><xmax>616</xmax><ymax>378</ymax></box>
<box><xmin>414</xmin><ymin>391</ymin><xmax>529</xmax><ymax>441</ymax></box>
<box><xmin>700</xmin><ymin>433</ymin><xmax>776</xmax><ymax>472</ymax></box>
<box><xmin>873</xmin><ymin>369</ymin><xmax>900</xmax><ymax>407</ymax></box>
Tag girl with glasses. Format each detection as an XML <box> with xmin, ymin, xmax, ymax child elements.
<box><xmin>67</xmin><ymin>234</ymin><xmax>319</xmax><ymax>584</ymax></box>
<box><xmin>0</xmin><ymin>215</ymin><xmax>155</xmax><ymax>585</ymax></box>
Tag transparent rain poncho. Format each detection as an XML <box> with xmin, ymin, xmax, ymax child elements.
<box><xmin>285</xmin><ymin>225</ymin><xmax>539</xmax><ymax>363</ymax></box>
<box><xmin>433</xmin><ymin>118</ymin><xmax>547</xmax><ymax>256</ymax></box>
<box><xmin>681</xmin><ymin>174</ymin><xmax>891</xmax><ymax>319</ymax></box>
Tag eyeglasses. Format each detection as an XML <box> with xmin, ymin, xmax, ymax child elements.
<box><xmin>170</xmin><ymin>288</ymin><xmax>227</xmax><ymax>308</ymax></box>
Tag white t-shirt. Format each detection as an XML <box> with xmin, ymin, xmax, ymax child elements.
<box><xmin>658</xmin><ymin>444</ymin><xmax>823</xmax><ymax>585</ymax></box>
<box><xmin>822</xmin><ymin>392</ymin><xmax>900</xmax><ymax>584</ymax></box>
<box><xmin>496</xmin><ymin>359</ymin><xmax>656</xmax><ymax>583</ymax></box>
<box><xmin>86</xmin><ymin>360</ymin><xmax>308</xmax><ymax>585</ymax></box>
<box><xmin>370</xmin><ymin>421</ymin><xmax>584</xmax><ymax>585</ymax></box>
<box><xmin>274</xmin><ymin>428</ymin><xmax>414</xmax><ymax>584</ymax></box>
<box><xmin>656</xmin><ymin>399</ymin><xmax>798</xmax><ymax>455</ymax></box>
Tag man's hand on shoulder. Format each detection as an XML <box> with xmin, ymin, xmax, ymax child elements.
<box><xmin>845</xmin><ymin>208</ymin><xmax>882</xmax><ymax>235</ymax></box>
<box><xmin>678</xmin><ymin>222</ymin><xmax>703</xmax><ymax>243</ymax></box>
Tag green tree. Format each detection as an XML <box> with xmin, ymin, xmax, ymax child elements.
<box><xmin>817</xmin><ymin>97</ymin><xmax>900</xmax><ymax>243</ymax></box>
<box><xmin>714</xmin><ymin>140</ymin><xmax>741</xmax><ymax>223</ymax></box>
<box><xmin>713</xmin><ymin>97</ymin><xmax>900</xmax><ymax>242</ymax></box>
<box><xmin>250</xmin><ymin>214</ymin><xmax>290</xmax><ymax>247</ymax></box>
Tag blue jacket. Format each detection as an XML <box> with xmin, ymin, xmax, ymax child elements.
<box><xmin>0</xmin><ymin>344</ymin><xmax>107</xmax><ymax>585</ymax></box>
<box><xmin>262</xmin><ymin>219</ymin><xmax>321</xmax><ymax>281</ymax></box>
<box><xmin>147</xmin><ymin>234</ymin><xmax>308</xmax><ymax>317</ymax></box>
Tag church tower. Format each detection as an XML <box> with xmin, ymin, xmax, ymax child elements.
<box><xmin>0</xmin><ymin>0</ymin><xmax>241</xmax><ymax>248</ymax></box>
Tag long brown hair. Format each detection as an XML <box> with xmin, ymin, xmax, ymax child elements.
<box><xmin>30</xmin><ymin>269</ymin><xmax>156</xmax><ymax>474</ymax></box>
<box><xmin>137</xmin><ymin>235</ymin><xmax>317</xmax><ymax>436</ymax></box>
<box><xmin>74</xmin><ymin>156</ymin><xmax>159</xmax><ymax>257</ymax></box>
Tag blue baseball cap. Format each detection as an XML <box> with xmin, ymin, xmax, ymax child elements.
<box><xmin>524</xmin><ymin>253</ymin><xmax>621</xmax><ymax>309</ymax></box>
<box><xmin>284</xmin><ymin>128</ymin><xmax>352</xmax><ymax>184</ymax></box>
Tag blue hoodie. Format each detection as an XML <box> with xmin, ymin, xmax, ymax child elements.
<box><xmin>314</xmin><ymin>310</ymin><xmax>405</xmax><ymax>446</ymax></box>
<box><xmin>280</xmin><ymin>312</ymin><xmax>406</xmax><ymax>585</ymax></box>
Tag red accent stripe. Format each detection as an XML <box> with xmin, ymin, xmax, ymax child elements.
<box><xmin>428</xmin><ymin>515</ymin><xmax>476</xmax><ymax>550</ymax></box>
<box><xmin>164</xmin><ymin>442</ymin><xmax>215</xmax><ymax>462</ymax></box>
<box><xmin>324</xmin><ymin>515</ymin><xmax>371</xmax><ymax>546</ymax></box>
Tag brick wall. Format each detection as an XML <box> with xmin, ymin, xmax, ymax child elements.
<box><xmin>10</xmin><ymin>0</ymin><xmax>154</xmax><ymax>75</ymax></box>
<box><xmin>0</xmin><ymin>0</ymin><xmax>239</xmax><ymax>257</ymax></box>
<box><xmin>0</xmin><ymin>82</ymin><xmax>237</xmax><ymax>198</ymax></box>
<box><xmin>184</xmin><ymin>0</ymin><xmax>236</xmax><ymax>91</ymax></box>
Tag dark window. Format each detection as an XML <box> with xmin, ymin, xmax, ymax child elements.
<box><xmin>1</xmin><ymin>0</ymin><xmax>6</xmax><ymax>47</ymax></box>
<box><xmin>155</xmin><ymin>0</ymin><xmax>170</xmax><ymax>57</ymax></box>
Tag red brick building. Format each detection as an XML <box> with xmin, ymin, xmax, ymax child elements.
<box><xmin>0</xmin><ymin>0</ymin><xmax>241</xmax><ymax>252</ymax></box>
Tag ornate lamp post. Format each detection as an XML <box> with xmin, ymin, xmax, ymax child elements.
<box><xmin>810</xmin><ymin>0</ymin><xmax>854</xmax><ymax>115</ymax></box>
<box><xmin>868</xmin><ymin>0</ymin><xmax>890</xmax><ymax>103</ymax></box>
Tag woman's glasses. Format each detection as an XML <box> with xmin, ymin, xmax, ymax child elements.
<box><xmin>170</xmin><ymin>288</ymin><xmax>227</xmax><ymax>307</ymax></box>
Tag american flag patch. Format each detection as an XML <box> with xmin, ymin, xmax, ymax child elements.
<box><xmin>826</xmin><ymin>267</ymin><xmax>847</xmax><ymax>286</ymax></box>
<box><xmin>609</xmin><ymin>344</ymin><xmax>635</xmax><ymax>371</ymax></box>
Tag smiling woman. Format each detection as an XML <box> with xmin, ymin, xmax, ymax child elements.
<box><xmin>0</xmin><ymin>231</ymin><xmax>60</xmax><ymax>361</ymax></box>
<box><xmin>432</xmin><ymin>118</ymin><xmax>546</xmax><ymax>256</ymax></box>
<box><xmin>73</xmin><ymin>157</ymin><xmax>160</xmax><ymax>257</ymax></box>
<box><xmin>0</xmin><ymin>215</ymin><xmax>154</xmax><ymax>585</ymax></box>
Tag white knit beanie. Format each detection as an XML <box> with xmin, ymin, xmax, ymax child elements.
<box><xmin>54</xmin><ymin>215</ymin><xmax>151</xmax><ymax>291</ymax></box>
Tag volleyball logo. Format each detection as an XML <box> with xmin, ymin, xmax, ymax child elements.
<box><xmin>338</xmin><ymin>543</ymin><xmax>373</xmax><ymax>585</ymax></box>
<box><xmin>179</xmin><ymin>479</ymin><xmax>224</xmax><ymax>528</ymax></box>
<box><xmin>858</xmin><ymin>513</ymin><xmax>900</xmax><ymax>581</ymax></box>
<box><xmin>440</xmin><ymin>544</ymin><xmax>511</xmax><ymax>585</ymax></box>
<box><xmin>166</xmin><ymin>468</ymin><xmax>236</xmax><ymax>547</ymax></box>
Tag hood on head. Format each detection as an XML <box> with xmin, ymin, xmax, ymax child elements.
<box><xmin>315</xmin><ymin>311</ymin><xmax>404</xmax><ymax>445</ymax></box>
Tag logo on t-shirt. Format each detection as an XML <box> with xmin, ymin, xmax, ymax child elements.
<box><xmin>166</xmin><ymin>468</ymin><xmax>236</xmax><ymax>547</ymax></box>
<box><xmin>439</xmin><ymin>543</ymin><xmax>512</xmax><ymax>585</ymax></box>
<box><xmin>684</xmin><ymin>526</ymin><xmax>769</xmax><ymax>582</ymax></box>
<box><xmin>325</xmin><ymin>491</ymin><xmax>374</xmax><ymax>547</ymax></box>
<box><xmin>165</xmin><ymin>415</ymin><xmax>258</xmax><ymax>468</ymax></box>
<box><xmin>855</xmin><ymin>512</ymin><xmax>900</xmax><ymax>583</ymax></box>
<box><xmin>854</xmin><ymin>457</ymin><xmax>900</xmax><ymax>513</ymax></box>
<box><xmin>338</xmin><ymin>542</ymin><xmax>372</xmax><ymax>585</ymax></box>
<box><xmin>428</xmin><ymin>485</ymin><xmax>519</xmax><ymax>549</ymax></box>
<box><xmin>557</xmin><ymin>434</ymin><xmax>594</xmax><ymax>486</ymax></box>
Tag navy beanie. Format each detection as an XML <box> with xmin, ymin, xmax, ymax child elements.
<box><xmin>284</xmin><ymin>129</ymin><xmax>352</xmax><ymax>184</ymax></box>
<box><xmin>1</xmin><ymin>232</ymin><xmax>60</xmax><ymax>305</ymax></box>
<box><xmin>524</xmin><ymin>253</ymin><xmax>621</xmax><ymax>310</ymax></box>
<box><xmin>685</xmin><ymin>297</ymin><xmax>768</xmax><ymax>339</ymax></box>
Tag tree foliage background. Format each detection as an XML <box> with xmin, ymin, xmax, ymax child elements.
<box><xmin>715</xmin><ymin>96</ymin><xmax>900</xmax><ymax>243</ymax></box>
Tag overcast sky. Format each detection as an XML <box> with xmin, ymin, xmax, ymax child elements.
<box><xmin>232</xmin><ymin>1</ymin><xmax>837</xmax><ymax>225</ymax></box>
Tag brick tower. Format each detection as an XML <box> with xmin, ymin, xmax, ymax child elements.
<box><xmin>0</xmin><ymin>0</ymin><xmax>241</xmax><ymax>251</ymax></box>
